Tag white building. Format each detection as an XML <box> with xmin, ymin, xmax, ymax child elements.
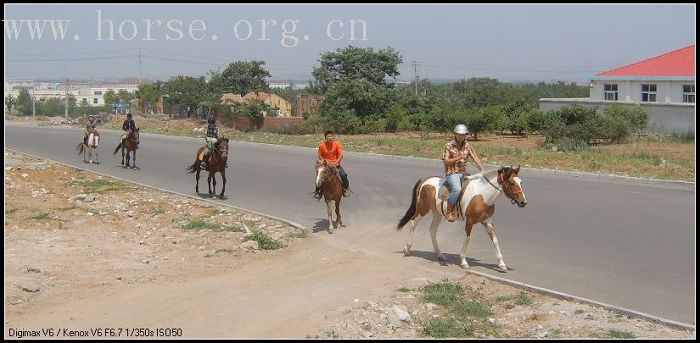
<box><xmin>268</xmin><ymin>80</ymin><xmax>291</xmax><ymax>89</ymax></box>
<box><xmin>540</xmin><ymin>45</ymin><xmax>695</xmax><ymax>134</ymax></box>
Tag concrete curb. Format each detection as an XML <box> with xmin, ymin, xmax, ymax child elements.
<box><xmin>4</xmin><ymin>148</ymin><xmax>308</xmax><ymax>233</ymax></box>
<box><xmin>466</xmin><ymin>269</ymin><xmax>696</xmax><ymax>332</ymax></box>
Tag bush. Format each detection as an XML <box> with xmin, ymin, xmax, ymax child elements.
<box><xmin>322</xmin><ymin>109</ymin><xmax>363</xmax><ymax>134</ymax></box>
<box><xmin>526</xmin><ymin>109</ymin><xmax>551</xmax><ymax>134</ymax></box>
<box><xmin>597</xmin><ymin>115</ymin><xmax>631</xmax><ymax>143</ymax></box>
<box><xmin>385</xmin><ymin>104</ymin><xmax>409</xmax><ymax>133</ymax></box>
<box><xmin>557</xmin><ymin>104</ymin><xmax>598</xmax><ymax>126</ymax></box>
<box><xmin>464</xmin><ymin>106</ymin><xmax>499</xmax><ymax>140</ymax></box>
<box><xmin>605</xmin><ymin>104</ymin><xmax>648</xmax><ymax>137</ymax></box>
<box><xmin>359</xmin><ymin>115</ymin><xmax>388</xmax><ymax>134</ymax></box>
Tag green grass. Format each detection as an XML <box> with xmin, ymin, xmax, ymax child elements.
<box><xmin>66</xmin><ymin>178</ymin><xmax>132</xmax><ymax>194</ymax></box>
<box><xmin>6</xmin><ymin>208</ymin><xmax>19</xmax><ymax>215</ymax></box>
<box><xmin>397</xmin><ymin>287</ymin><xmax>412</xmax><ymax>293</ymax></box>
<box><xmin>550</xmin><ymin>329</ymin><xmax>564</xmax><ymax>338</ymax></box>
<box><xmin>214</xmin><ymin>248</ymin><xmax>237</xmax><ymax>254</ymax></box>
<box><xmin>245</xmin><ymin>230</ymin><xmax>284</xmax><ymax>250</ymax></box>
<box><xmin>286</xmin><ymin>230</ymin><xmax>308</xmax><ymax>239</ymax></box>
<box><xmin>219</xmin><ymin>224</ymin><xmax>244</xmax><ymax>233</ymax></box>
<box><xmin>514</xmin><ymin>292</ymin><xmax>533</xmax><ymax>306</ymax></box>
<box><xmin>32</xmin><ymin>212</ymin><xmax>51</xmax><ymax>220</ymax></box>
<box><xmin>575</xmin><ymin>309</ymin><xmax>585</xmax><ymax>315</ymax></box>
<box><xmin>607</xmin><ymin>330</ymin><xmax>635</xmax><ymax>339</ymax></box>
<box><xmin>420</xmin><ymin>282</ymin><xmax>500</xmax><ymax>338</ymax></box>
<box><xmin>56</xmin><ymin>204</ymin><xmax>78</xmax><ymax>211</ymax></box>
<box><xmin>182</xmin><ymin>220</ymin><xmax>220</xmax><ymax>231</ymax></box>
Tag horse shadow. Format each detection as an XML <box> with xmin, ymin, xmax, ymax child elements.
<box><xmin>115</xmin><ymin>165</ymin><xmax>140</xmax><ymax>170</ymax></box>
<box><xmin>399</xmin><ymin>250</ymin><xmax>512</xmax><ymax>273</ymax></box>
<box><xmin>312</xmin><ymin>218</ymin><xmax>331</xmax><ymax>233</ymax></box>
<box><xmin>196</xmin><ymin>193</ymin><xmax>228</xmax><ymax>200</ymax></box>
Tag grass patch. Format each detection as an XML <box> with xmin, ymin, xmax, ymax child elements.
<box><xmin>422</xmin><ymin>282</ymin><xmax>464</xmax><ymax>306</ymax></box>
<box><xmin>56</xmin><ymin>204</ymin><xmax>79</xmax><ymax>211</ymax></box>
<box><xmin>32</xmin><ymin>212</ymin><xmax>51</xmax><ymax>220</ymax></box>
<box><xmin>153</xmin><ymin>207</ymin><xmax>166</xmax><ymax>214</ymax></box>
<box><xmin>514</xmin><ymin>292</ymin><xmax>533</xmax><ymax>306</ymax></box>
<box><xmin>245</xmin><ymin>230</ymin><xmax>284</xmax><ymax>250</ymax></box>
<box><xmin>214</xmin><ymin>248</ymin><xmax>237</xmax><ymax>254</ymax></box>
<box><xmin>550</xmin><ymin>329</ymin><xmax>563</xmax><ymax>338</ymax></box>
<box><xmin>182</xmin><ymin>220</ymin><xmax>220</xmax><ymax>231</ymax></box>
<box><xmin>6</xmin><ymin>208</ymin><xmax>19</xmax><ymax>215</ymax></box>
<box><xmin>420</xmin><ymin>282</ymin><xmax>499</xmax><ymax>338</ymax></box>
<box><xmin>397</xmin><ymin>287</ymin><xmax>412</xmax><ymax>293</ymax></box>
<box><xmin>607</xmin><ymin>330</ymin><xmax>635</xmax><ymax>339</ymax></box>
<box><xmin>66</xmin><ymin>178</ymin><xmax>132</xmax><ymax>194</ymax></box>
<box><xmin>575</xmin><ymin>309</ymin><xmax>585</xmax><ymax>315</ymax></box>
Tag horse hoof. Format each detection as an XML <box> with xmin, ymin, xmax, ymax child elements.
<box><xmin>328</xmin><ymin>230</ymin><xmax>334</xmax><ymax>234</ymax></box>
<box><xmin>402</xmin><ymin>247</ymin><xmax>411</xmax><ymax>256</ymax></box>
<box><xmin>437</xmin><ymin>254</ymin><xmax>447</xmax><ymax>262</ymax></box>
<box><xmin>499</xmin><ymin>265</ymin><xmax>508</xmax><ymax>273</ymax></box>
<box><xmin>460</xmin><ymin>263</ymin><xmax>470</xmax><ymax>269</ymax></box>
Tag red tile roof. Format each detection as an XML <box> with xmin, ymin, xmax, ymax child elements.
<box><xmin>597</xmin><ymin>45</ymin><xmax>695</xmax><ymax>77</ymax></box>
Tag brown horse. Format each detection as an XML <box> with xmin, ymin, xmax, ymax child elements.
<box><xmin>314</xmin><ymin>159</ymin><xmax>344</xmax><ymax>233</ymax></box>
<box><xmin>113</xmin><ymin>128</ymin><xmax>139</xmax><ymax>168</ymax></box>
<box><xmin>76</xmin><ymin>130</ymin><xmax>100</xmax><ymax>164</ymax></box>
<box><xmin>187</xmin><ymin>137</ymin><xmax>229</xmax><ymax>199</ymax></box>
<box><xmin>396</xmin><ymin>166</ymin><xmax>527</xmax><ymax>272</ymax></box>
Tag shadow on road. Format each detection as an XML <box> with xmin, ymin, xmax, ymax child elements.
<box><xmin>399</xmin><ymin>250</ymin><xmax>512</xmax><ymax>272</ymax></box>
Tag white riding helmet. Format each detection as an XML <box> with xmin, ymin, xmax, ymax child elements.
<box><xmin>454</xmin><ymin>124</ymin><xmax>469</xmax><ymax>134</ymax></box>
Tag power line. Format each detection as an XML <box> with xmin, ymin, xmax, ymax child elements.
<box><xmin>7</xmin><ymin>55</ymin><xmax>137</xmax><ymax>62</ymax></box>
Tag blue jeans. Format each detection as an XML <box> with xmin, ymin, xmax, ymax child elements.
<box><xmin>445</xmin><ymin>173</ymin><xmax>464</xmax><ymax>206</ymax></box>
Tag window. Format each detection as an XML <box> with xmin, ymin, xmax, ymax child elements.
<box><xmin>93</xmin><ymin>98</ymin><xmax>99</xmax><ymax>104</ymax></box>
<box><xmin>641</xmin><ymin>84</ymin><xmax>657</xmax><ymax>102</ymax></box>
<box><xmin>683</xmin><ymin>84</ymin><xmax>695</xmax><ymax>103</ymax></box>
<box><xmin>93</xmin><ymin>90</ymin><xmax>102</xmax><ymax>95</ymax></box>
<box><xmin>603</xmin><ymin>84</ymin><xmax>618</xmax><ymax>101</ymax></box>
<box><xmin>82</xmin><ymin>98</ymin><xmax>88</xmax><ymax>105</ymax></box>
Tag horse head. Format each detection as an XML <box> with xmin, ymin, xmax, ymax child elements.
<box><xmin>497</xmin><ymin>165</ymin><xmax>527</xmax><ymax>207</ymax></box>
<box><xmin>89</xmin><ymin>131</ymin><xmax>100</xmax><ymax>148</ymax></box>
<box><xmin>217</xmin><ymin>137</ymin><xmax>229</xmax><ymax>160</ymax></box>
<box><xmin>315</xmin><ymin>159</ymin><xmax>331</xmax><ymax>187</ymax></box>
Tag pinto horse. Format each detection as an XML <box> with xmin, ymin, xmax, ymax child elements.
<box><xmin>113</xmin><ymin>128</ymin><xmax>139</xmax><ymax>168</ymax></box>
<box><xmin>186</xmin><ymin>137</ymin><xmax>229</xmax><ymax>199</ymax></box>
<box><xmin>76</xmin><ymin>130</ymin><xmax>100</xmax><ymax>164</ymax></box>
<box><xmin>396</xmin><ymin>166</ymin><xmax>527</xmax><ymax>272</ymax></box>
<box><xmin>314</xmin><ymin>159</ymin><xmax>344</xmax><ymax>233</ymax></box>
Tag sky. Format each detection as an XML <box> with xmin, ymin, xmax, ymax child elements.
<box><xmin>4</xmin><ymin>4</ymin><xmax>696</xmax><ymax>83</ymax></box>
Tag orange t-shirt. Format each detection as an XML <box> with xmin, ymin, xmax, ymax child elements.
<box><xmin>318</xmin><ymin>141</ymin><xmax>344</xmax><ymax>165</ymax></box>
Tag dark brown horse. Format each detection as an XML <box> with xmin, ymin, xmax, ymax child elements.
<box><xmin>314</xmin><ymin>159</ymin><xmax>344</xmax><ymax>233</ymax></box>
<box><xmin>187</xmin><ymin>137</ymin><xmax>229</xmax><ymax>199</ymax></box>
<box><xmin>113</xmin><ymin>128</ymin><xmax>139</xmax><ymax>168</ymax></box>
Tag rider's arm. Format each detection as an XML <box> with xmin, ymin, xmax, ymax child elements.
<box><xmin>468</xmin><ymin>145</ymin><xmax>484</xmax><ymax>171</ymax></box>
<box><xmin>336</xmin><ymin>142</ymin><xmax>344</xmax><ymax>165</ymax></box>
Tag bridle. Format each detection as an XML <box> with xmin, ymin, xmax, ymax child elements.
<box><xmin>316</xmin><ymin>163</ymin><xmax>338</xmax><ymax>187</ymax></box>
<box><xmin>483</xmin><ymin>169</ymin><xmax>523</xmax><ymax>206</ymax></box>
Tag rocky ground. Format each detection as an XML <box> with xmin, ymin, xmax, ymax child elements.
<box><xmin>4</xmin><ymin>148</ymin><xmax>695</xmax><ymax>339</ymax></box>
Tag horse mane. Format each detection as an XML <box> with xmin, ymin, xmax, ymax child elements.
<box><xmin>467</xmin><ymin>168</ymin><xmax>500</xmax><ymax>181</ymax></box>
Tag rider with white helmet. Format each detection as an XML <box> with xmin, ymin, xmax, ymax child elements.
<box><xmin>441</xmin><ymin>124</ymin><xmax>484</xmax><ymax>222</ymax></box>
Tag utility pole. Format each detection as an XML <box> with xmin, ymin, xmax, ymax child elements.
<box><xmin>64</xmin><ymin>78</ymin><xmax>69</xmax><ymax>119</ymax></box>
<box><xmin>138</xmin><ymin>48</ymin><xmax>142</xmax><ymax>85</ymax></box>
<box><xmin>32</xmin><ymin>94</ymin><xmax>35</xmax><ymax>118</ymax></box>
<box><xmin>412</xmin><ymin>61</ymin><xmax>419</xmax><ymax>97</ymax></box>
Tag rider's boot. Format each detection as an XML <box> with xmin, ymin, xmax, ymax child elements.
<box><xmin>313</xmin><ymin>186</ymin><xmax>322</xmax><ymax>199</ymax></box>
<box><xmin>446</xmin><ymin>203</ymin><xmax>456</xmax><ymax>222</ymax></box>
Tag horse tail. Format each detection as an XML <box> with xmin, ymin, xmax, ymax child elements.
<box><xmin>186</xmin><ymin>159</ymin><xmax>200</xmax><ymax>174</ymax></box>
<box><xmin>113</xmin><ymin>142</ymin><xmax>123</xmax><ymax>155</ymax></box>
<box><xmin>76</xmin><ymin>142</ymin><xmax>84</xmax><ymax>155</ymax></box>
<box><xmin>397</xmin><ymin>178</ymin><xmax>423</xmax><ymax>231</ymax></box>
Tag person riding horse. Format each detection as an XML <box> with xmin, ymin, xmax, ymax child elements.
<box><xmin>314</xmin><ymin>130</ymin><xmax>350</xmax><ymax>199</ymax></box>
<box><xmin>83</xmin><ymin>115</ymin><xmax>98</xmax><ymax>145</ymax></box>
<box><xmin>442</xmin><ymin>124</ymin><xmax>484</xmax><ymax>222</ymax></box>
<box><xmin>120</xmin><ymin>112</ymin><xmax>139</xmax><ymax>148</ymax></box>
<box><xmin>198</xmin><ymin>115</ymin><xmax>226</xmax><ymax>170</ymax></box>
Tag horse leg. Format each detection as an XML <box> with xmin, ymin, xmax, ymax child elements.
<box><xmin>132</xmin><ymin>150</ymin><xmax>136</xmax><ymax>168</ymax></box>
<box><xmin>207</xmin><ymin>173</ymin><xmax>213</xmax><ymax>194</ymax></box>
<box><xmin>483</xmin><ymin>220</ymin><xmax>508</xmax><ymax>272</ymax></box>
<box><xmin>460</xmin><ymin>219</ymin><xmax>476</xmax><ymax>269</ymax></box>
<box><xmin>121</xmin><ymin>147</ymin><xmax>125</xmax><ymax>165</ymax></box>
<box><xmin>212</xmin><ymin>172</ymin><xmax>217</xmax><ymax>195</ymax></box>
<box><xmin>219</xmin><ymin>171</ymin><xmax>226</xmax><ymax>199</ymax></box>
<box><xmin>428</xmin><ymin>212</ymin><xmax>446</xmax><ymax>261</ymax></box>
<box><xmin>335</xmin><ymin>199</ymin><xmax>343</xmax><ymax>228</ymax></box>
<box><xmin>326</xmin><ymin>199</ymin><xmax>335</xmax><ymax>233</ymax></box>
<box><xmin>195</xmin><ymin>169</ymin><xmax>201</xmax><ymax>194</ymax></box>
<box><xmin>402</xmin><ymin>214</ymin><xmax>425</xmax><ymax>257</ymax></box>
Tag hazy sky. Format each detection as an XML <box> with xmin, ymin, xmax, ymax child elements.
<box><xmin>4</xmin><ymin>4</ymin><xmax>696</xmax><ymax>83</ymax></box>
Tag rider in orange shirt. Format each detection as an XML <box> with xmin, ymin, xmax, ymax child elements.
<box><xmin>314</xmin><ymin>130</ymin><xmax>350</xmax><ymax>199</ymax></box>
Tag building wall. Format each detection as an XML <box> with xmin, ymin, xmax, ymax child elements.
<box><xmin>591</xmin><ymin>80</ymin><xmax>695</xmax><ymax>103</ymax></box>
<box><xmin>539</xmin><ymin>98</ymin><xmax>695</xmax><ymax>134</ymax></box>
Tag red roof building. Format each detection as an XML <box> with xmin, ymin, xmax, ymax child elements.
<box><xmin>596</xmin><ymin>45</ymin><xmax>694</xmax><ymax>78</ymax></box>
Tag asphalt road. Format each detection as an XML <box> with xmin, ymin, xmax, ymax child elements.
<box><xmin>5</xmin><ymin>123</ymin><xmax>696</xmax><ymax>325</ymax></box>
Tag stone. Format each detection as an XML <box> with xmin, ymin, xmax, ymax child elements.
<box><xmin>240</xmin><ymin>240</ymin><xmax>259</xmax><ymax>250</ymax></box>
<box><xmin>392</xmin><ymin>306</ymin><xmax>411</xmax><ymax>322</ymax></box>
<box><xmin>84</xmin><ymin>194</ymin><xmax>97</xmax><ymax>202</ymax></box>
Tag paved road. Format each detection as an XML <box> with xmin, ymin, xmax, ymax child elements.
<box><xmin>5</xmin><ymin>123</ymin><xmax>696</xmax><ymax>325</ymax></box>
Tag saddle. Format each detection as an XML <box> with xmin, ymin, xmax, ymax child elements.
<box><xmin>438</xmin><ymin>174</ymin><xmax>470</xmax><ymax>201</ymax></box>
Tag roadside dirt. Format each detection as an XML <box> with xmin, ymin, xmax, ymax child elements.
<box><xmin>4</xmin><ymin>149</ymin><xmax>694</xmax><ymax>339</ymax></box>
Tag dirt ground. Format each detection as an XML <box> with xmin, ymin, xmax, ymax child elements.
<box><xmin>4</xmin><ymin>149</ymin><xmax>695</xmax><ymax>339</ymax></box>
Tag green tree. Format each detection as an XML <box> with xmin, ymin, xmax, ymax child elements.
<box><xmin>312</xmin><ymin>45</ymin><xmax>402</xmax><ymax>93</ymax></box>
<box><xmin>240</xmin><ymin>100</ymin><xmax>269</xmax><ymax>130</ymax></box>
<box><xmin>16</xmin><ymin>89</ymin><xmax>33</xmax><ymax>116</ymax></box>
<box><xmin>137</xmin><ymin>81</ymin><xmax>164</xmax><ymax>114</ymax></box>
<box><xmin>605</xmin><ymin>104</ymin><xmax>648</xmax><ymax>137</ymax></box>
<box><xmin>212</xmin><ymin>61</ymin><xmax>271</xmax><ymax>95</ymax></box>
<box><xmin>5</xmin><ymin>94</ymin><xmax>16</xmax><ymax>115</ymax></box>
<box><xmin>103</xmin><ymin>90</ymin><xmax>118</xmax><ymax>108</ymax></box>
<box><xmin>162</xmin><ymin>75</ymin><xmax>209</xmax><ymax>117</ymax></box>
